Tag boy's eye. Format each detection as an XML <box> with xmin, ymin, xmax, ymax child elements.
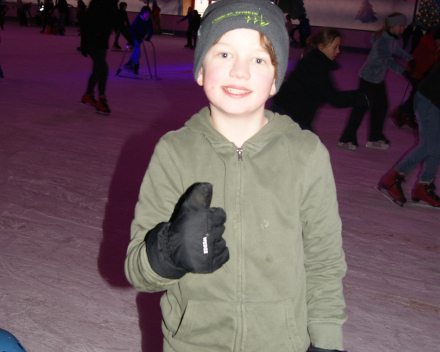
<box><xmin>253</xmin><ymin>58</ymin><xmax>265</xmax><ymax>64</ymax></box>
<box><xmin>219</xmin><ymin>53</ymin><xmax>231</xmax><ymax>58</ymax></box>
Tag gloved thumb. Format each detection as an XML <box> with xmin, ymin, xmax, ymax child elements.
<box><xmin>181</xmin><ymin>182</ymin><xmax>213</xmax><ymax>211</ymax></box>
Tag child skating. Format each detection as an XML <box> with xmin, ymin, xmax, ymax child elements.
<box><xmin>125</xmin><ymin>0</ymin><xmax>348</xmax><ymax>351</ymax></box>
<box><xmin>122</xmin><ymin>6</ymin><xmax>153</xmax><ymax>76</ymax></box>
<box><xmin>377</xmin><ymin>63</ymin><xmax>440</xmax><ymax>208</ymax></box>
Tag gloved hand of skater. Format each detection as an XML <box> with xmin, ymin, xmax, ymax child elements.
<box><xmin>146</xmin><ymin>182</ymin><xmax>229</xmax><ymax>279</ymax></box>
<box><xmin>308</xmin><ymin>347</ymin><xmax>347</xmax><ymax>352</ymax></box>
<box><xmin>354</xmin><ymin>93</ymin><xmax>369</xmax><ymax>108</ymax></box>
<box><xmin>402</xmin><ymin>70</ymin><xmax>418</xmax><ymax>86</ymax></box>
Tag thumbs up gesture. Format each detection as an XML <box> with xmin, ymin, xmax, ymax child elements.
<box><xmin>146</xmin><ymin>183</ymin><xmax>229</xmax><ymax>279</ymax></box>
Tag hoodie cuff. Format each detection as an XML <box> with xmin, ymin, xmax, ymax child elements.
<box><xmin>308</xmin><ymin>322</ymin><xmax>344</xmax><ymax>351</ymax></box>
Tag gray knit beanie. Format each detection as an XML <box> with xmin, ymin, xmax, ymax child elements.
<box><xmin>193</xmin><ymin>0</ymin><xmax>289</xmax><ymax>94</ymax></box>
<box><xmin>386</xmin><ymin>14</ymin><xmax>406</xmax><ymax>28</ymax></box>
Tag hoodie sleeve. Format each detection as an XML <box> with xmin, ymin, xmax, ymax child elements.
<box><xmin>300</xmin><ymin>141</ymin><xmax>347</xmax><ymax>351</ymax></box>
<box><xmin>125</xmin><ymin>137</ymin><xmax>183</xmax><ymax>292</ymax></box>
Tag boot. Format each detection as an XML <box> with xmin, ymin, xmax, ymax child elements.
<box><xmin>378</xmin><ymin>169</ymin><xmax>407</xmax><ymax>205</ymax></box>
<box><xmin>81</xmin><ymin>93</ymin><xmax>98</xmax><ymax>107</ymax></box>
<box><xmin>96</xmin><ymin>96</ymin><xmax>110</xmax><ymax>114</ymax></box>
<box><xmin>411</xmin><ymin>181</ymin><xmax>440</xmax><ymax>207</ymax></box>
<box><xmin>123</xmin><ymin>61</ymin><xmax>134</xmax><ymax>72</ymax></box>
<box><xmin>133</xmin><ymin>64</ymin><xmax>139</xmax><ymax>75</ymax></box>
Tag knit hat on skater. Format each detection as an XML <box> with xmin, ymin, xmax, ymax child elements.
<box><xmin>193</xmin><ymin>0</ymin><xmax>289</xmax><ymax>94</ymax></box>
<box><xmin>386</xmin><ymin>14</ymin><xmax>406</xmax><ymax>27</ymax></box>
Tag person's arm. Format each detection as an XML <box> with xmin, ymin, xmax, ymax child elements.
<box><xmin>394</xmin><ymin>43</ymin><xmax>413</xmax><ymax>61</ymax></box>
<box><xmin>300</xmin><ymin>142</ymin><xmax>347</xmax><ymax>351</ymax></box>
<box><xmin>123</xmin><ymin>11</ymin><xmax>129</xmax><ymax>27</ymax></box>
<box><xmin>177</xmin><ymin>13</ymin><xmax>188</xmax><ymax>23</ymax></box>
<box><xmin>376</xmin><ymin>36</ymin><xmax>408</xmax><ymax>74</ymax></box>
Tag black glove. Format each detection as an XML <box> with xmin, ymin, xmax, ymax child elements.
<box><xmin>308</xmin><ymin>348</ymin><xmax>347</xmax><ymax>352</ymax></box>
<box><xmin>407</xmin><ymin>59</ymin><xmax>416</xmax><ymax>72</ymax></box>
<box><xmin>354</xmin><ymin>92</ymin><xmax>369</xmax><ymax>108</ymax></box>
<box><xmin>402</xmin><ymin>70</ymin><xmax>418</xmax><ymax>87</ymax></box>
<box><xmin>146</xmin><ymin>182</ymin><xmax>229</xmax><ymax>279</ymax></box>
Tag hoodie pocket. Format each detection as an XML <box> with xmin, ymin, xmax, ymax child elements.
<box><xmin>173</xmin><ymin>300</ymin><xmax>237</xmax><ymax>351</ymax></box>
<box><xmin>244</xmin><ymin>299</ymin><xmax>304</xmax><ymax>352</ymax></box>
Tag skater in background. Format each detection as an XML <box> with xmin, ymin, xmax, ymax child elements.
<box><xmin>122</xmin><ymin>6</ymin><xmax>153</xmax><ymax>75</ymax></box>
<box><xmin>401</xmin><ymin>22</ymin><xmax>413</xmax><ymax>50</ymax></box>
<box><xmin>76</xmin><ymin>0</ymin><xmax>86</xmax><ymax>34</ymax></box>
<box><xmin>125</xmin><ymin>1</ymin><xmax>348</xmax><ymax>351</ymax></box>
<box><xmin>378</xmin><ymin>63</ymin><xmax>440</xmax><ymax>207</ymax></box>
<box><xmin>0</xmin><ymin>1</ymin><xmax>9</xmax><ymax>30</ymax></box>
<box><xmin>40</xmin><ymin>0</ymin><xmax>55</xmax><ymax>33</ymax></box>
<box><xmin>272</xmin><ymin>28</ymin><xmax>369</xmax><ymax>132</ymax></box>
<box><xmin>411</xmin><ymin>24</ymin><xmax>424</xmax><ymax>54</ymax></box>
<box><xmin>80</xmin><ymin>0</ymin><xmax>117</xmax><ymax>114</ymax></box>
<box><xmin>190</xmin><ymin>9</ymin><xmax>200</xmax><ymax>49</ymax></box>
<box><xmin>285</xmin><ymin>14</ymin><xmax>298</xmax><ymax>46</ymax></box>
<box><xmin>152</xmin><ymin>0</ymin><xmax>161</xmax><ymax>34</ymax></box>
<box><xmin>18</xmin><ymin>2</ymin><xmax>32</xmax><ymax>27</ymax></box>
<box><xmin>338</xmin><ymin>13</ymin><xmax>414</xmax><ymax>151</ymax></box>
<box><xmin>297</xmin><ymin>14</ymin><xmax>311</xmax><ymax>47</ymax></box>
<box><xmin>389</xmin><ymin>27</ymin><xmax>440</xmax><ymax>129</ymax></box>
<box><xmin>112</xmin><ymin>1</ymin><xmax>132</xmax><ymax>50</ymax></box>
<box><xmin>177</xmin><ymin>6</ymin><xmax>193</xmax><ymax>48</ymax></box>
<box><xmin>55</xmin><ymin>0</ymin><xmax>68</xmax><ymax>35</ymax></box>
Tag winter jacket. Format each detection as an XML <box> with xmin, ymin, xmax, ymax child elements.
<box><xmin>55</xmin><ymin>0</ymin><xmax>68</xmax><ymax>14</ymax></box>
<box><xmin>129</xmin><ymin>14</ymin><xmax>153</xmax><ymax>42</ymax></box>
<box><xmin>408</xmin><ymin>33</ymin><xmax>440</xmax><ymax>80</ymax></box>
<box><xmin>418</xmin><ymin>63</ymin><xmax>440</xmax><ymax>110</ymax></box>
<box><xmin>81</xmin><ymin>0</ymin><xmax>117</xmax><ymax>50</ymax></box>
<box><xmin>125</xmin><ymin>108</ymin><xmax>347</xmax><ymax>352</ymax></box>
<box><xmin>273</xmin><ymin>48</ymin><xmax>359</xmax><ymax>130</ymax></box>
<box><xmin>359</xmin><ymin>31</ymin><xmax>412</xmax><ymax>84</ymax></box>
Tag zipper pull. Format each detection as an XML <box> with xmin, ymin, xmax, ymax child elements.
<box><xmin>237</xmin><ymin>148</ymin><xmax>243</xmax><ymax>162</ymax></box>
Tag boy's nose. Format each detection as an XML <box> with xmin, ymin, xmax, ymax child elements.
<box><xmin>230</xmin><ymin>59</ymin><xmax>251</xmax><ymax>80</ymax></box>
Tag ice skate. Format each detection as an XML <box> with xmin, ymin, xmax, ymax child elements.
<box><xmin>388</xmin><ymin>108</ymin><xmax>404</xmax><ymax>128</ymax></box>
<box><xmin>81</xmin><ymin>93</ymin><xmax>98</xmax><ymax>107</ymax></box>
<box><xmin>411</xmin><ymin>181</ymin><xmax>440</xmax><ymax>207</ymax></box>
<box><xmin>337</xmin><ymin>142</ymin><xmax>356</xmax><ymax>151</ymax></box>
<box><xmin>96</xmin><ymin>96</ymin><xmax>110</xmax><ymax>115</ymax></box>
<box><xmin>377</xmin><ymin>169</ymin><xmax>406</xmax><ymax>206</ymax></box>
<box><xmin>366</xmin><ymin>140</ymin><xmax>389</xmax><ymax>149</ymax></box>
<box><xmin>123</xmin><ymin>61</ymin><xmax>135</xmax><ymax>74</ymax></box>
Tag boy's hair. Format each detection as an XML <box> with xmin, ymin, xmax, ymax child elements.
<box><xmin>309</xmin><ymin>28</ymin><xmax>340</xmax><ymax>49</ymax></box>
<box><xmin>260</xmin><ymin>33</ymin><xmax>277</xmax><ymax>79</ymax></box>
<box><xmin>193</xmin><ymin>0</ymin><xmax>289</xmax><ymax>94</ymax></box>
<box><xmin>119</xmin><ymin>2</ymin><xmax>127</xmax><ymax>10</ymax></box>
<box><xmin>140</xmin><ymin>5</ymin><xmax>151</xmax><ymax>15</ymax></box>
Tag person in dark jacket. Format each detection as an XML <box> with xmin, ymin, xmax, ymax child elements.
<box><xmin>190</xmin><ymin>9</ymin><xmax>201</xmax><ymax>50</ymax></box>
<box><xmin>80</xmin><ymin>0</ymin><xmax>117</xmax><ymax>114</ymax></box>
<box><xmin>0</xmin><ymin>2</ymin><xmax>9</xmax><ymax>30</ymax></box>
<box><xmin>177</xmin><ymin>6</ymin><xmax>193</xmax><ymax>48</ymax></box>
<box><xmin>18</xmin><ymin>2</ymin><xmax>32</xmax><ymax>27</ymax></box>
<box><xmin>40</xmin><ymin>0</ymin><xmax>55</xmax><ymax>33</ymax></box>
<box><xmin>122</xmin><ymin>6</ymin><xmax>153</xmax><ymax>75</ymax></box>
<box><xmin>272</xmin><ymin>28</ymin><xmax>368</xmax><ymax>132</ymax></box>
<box><xmin>112</xmin><ymin>1</ymin><xmax>132</xmax><ymax>50</ymax></box>
<box><xmin>55</xmin><ymin>0</ymin><xmax>68</xmax><ymax>34</ymax></box>
<box><xmin>378</xmin><ymin>62</ymin><xmax>440</xmax><ymax>207</ymax></box>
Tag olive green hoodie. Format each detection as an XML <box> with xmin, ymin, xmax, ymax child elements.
<box><xmin>125</xmin><ymin>107</ymin><xmax>347</xmax><ymax>352</ymax></box>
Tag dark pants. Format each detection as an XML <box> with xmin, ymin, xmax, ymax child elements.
<box><xmin>19</xmin><ymin>12</ymin><xmax>28</xmax><ymax>26</ymax></box>
<box><xmin>114</xmin><ymin>25</ymin><xmax>132</xmax><ymax>47</ymax></box>
<box><xmin>86</xmin><ymin>47</ymin><xmax>108</xmax><ymax>97</ymax></box>
<box><xmin>185</xmin><ymin>27</ymin><xmax>192</xmax><ymax>46</ymax></box>
<box><xmin>299</xmin><ymin>32</ymin><xmax>310</xmax><ymax>47</ymax></box>
<box><xmin>271</xmin><ymin>103</ymin><xmax>313</xmax><ymax>132</ymax></box>
<box><xmin>340</xmin><ymin>78</ymin><xmax>388</xmax><ymax>146</ymax></box>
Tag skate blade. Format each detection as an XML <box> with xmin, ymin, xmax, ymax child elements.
<box><xmin>373</xmin><ymin>186</ymin><xmax>405</xmax><ymax>207</ymax></box>
<box><xmin>96</xmin><ymin>110</ymin><xmax>110</xmax><ymax>115</ymax></box>
<box><xmin>407</xmin><ymin>200</ymin><xmax>440</xmax><ymax>209</ymax></box>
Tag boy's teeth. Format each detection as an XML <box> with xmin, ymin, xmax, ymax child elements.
<box><xmin>225</xmin><ymin>87</ymin><xmax>250</xmax><ymax>94</ymax></box>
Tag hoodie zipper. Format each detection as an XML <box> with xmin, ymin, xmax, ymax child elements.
<box><xmin>237</xmin><ymin>148</ymin><xmax>243</xmax><ymax>162</ymax></box>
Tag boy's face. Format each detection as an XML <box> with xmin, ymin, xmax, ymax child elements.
<box><xmin>197</xmin><ymin>29</ymin><xmax>276</xmax><ymax>119</ymax></box>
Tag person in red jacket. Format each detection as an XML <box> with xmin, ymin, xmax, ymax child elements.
<box><xmin>389</xmin><ymin>27</ymin><xmax>440</xmax><ymax>129</ymax></box>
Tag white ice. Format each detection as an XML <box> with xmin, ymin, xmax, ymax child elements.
<box><xmin>0</xmin><ymin>26</ymin><xmax>439</xmax><ymax>352</ymax></box>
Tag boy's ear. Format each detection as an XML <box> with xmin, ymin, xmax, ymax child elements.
<box><xmin>270</xmin><ymin>79</ymin><xmax>276</xmax><ymax>96</ymax></box>
<box><xmin>196</xmin><ymin>67</ymin><xmax>204</xmax><ymax>86</ymax></box>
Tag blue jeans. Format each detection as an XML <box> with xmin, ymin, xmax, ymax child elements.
<box><xmin>129</xmin><ymin>40</ymin><xmax>141</xmax><ymax>64</ymax></box>
<box><xmin>395</xmin><ymin>91</ymin><xmax>440</xmax><ymax>182</ymax></box>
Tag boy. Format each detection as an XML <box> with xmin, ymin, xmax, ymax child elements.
<box><xmin>122</xmin><ymin>6</ymin><xmax>153</xmax><ymax>75</ymax></box>
<box><xmin>125</xmin><ymin>0</ymin><xmax>348</xmax><ymax>351</ymax></box>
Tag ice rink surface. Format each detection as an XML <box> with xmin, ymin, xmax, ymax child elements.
<box><xmin>0</xmin><ymin>25</ymin><xmax>439</xmax><ymax>352</ymax></box>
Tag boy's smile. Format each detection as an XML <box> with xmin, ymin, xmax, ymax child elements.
<box><xmin>197</xmin><ymin>28</ymin><xmax>276</xmax><ymax>120</ymax></box>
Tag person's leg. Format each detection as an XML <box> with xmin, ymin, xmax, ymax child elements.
<box><xmin>85</xmin><ymin>47</ymin><xmax>99</xmax><ymax>95</ymax></box>
<box><xmin>113</xmin><ymin>30</ymin><xmax>121</xmax><ymax>47</ymax></box>
<box><xmin>58</xmin><ymin>13</ymin><xmax>66</xmax><ymax>31</ymax></box>
<box><xmin>95</xmin><ymin>49</ymin><xmax>109</xmax><ymax>97</ymax></box>
<box><xmin>368</xmin><ymin>80</ymin><xmax>388</xmax><ymax>142</ymax></box>
<box><xmin>339</xmin><ymin>78</ymin><xmax>369</xmax><ymax>146</ymax></box>
<box><xmin>395</xmin><ymin>91</ymin><xmax>433</xmax><ymax>176</ymax></box>
<box><xmin>185</xmin><ymin>27</ymin><xmax>192</xmax><ymax>47</ymax></box>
